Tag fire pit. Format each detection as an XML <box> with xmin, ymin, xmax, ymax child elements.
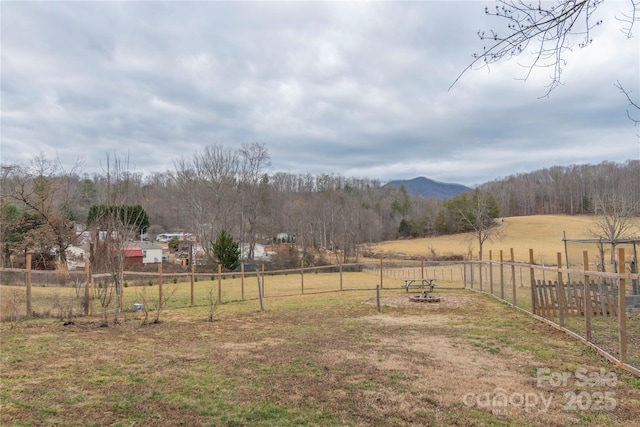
<box><xmin>409</xmin><ymin>292</ymin><xmax>441</xmax><ymax>303</ymax></box>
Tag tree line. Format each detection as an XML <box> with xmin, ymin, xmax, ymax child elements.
<box><xmin>1</xmin><ymin>146</ymin><xmax>638</xmax><ymax>271</ymax></box>
<box><xmin>479</xmin><ymin>160</ymin><xmax>640</xmax><ymax>217</ymax></box>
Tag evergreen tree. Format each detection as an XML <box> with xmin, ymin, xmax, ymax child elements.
<box><xmin>212</xmin><ymin>229</ymin><xmax>240</xmax><ymax>271</ymax></box>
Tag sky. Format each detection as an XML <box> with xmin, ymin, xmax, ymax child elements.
<box><xmin>1</xmin><ymin>1</ymin><xmax>639</xmax><ymax>187</ymax></box>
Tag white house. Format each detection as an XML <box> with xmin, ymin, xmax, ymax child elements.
<box><xmin>127</xmin><ymin>241</ymin><xmax>164</xmax><ymax>264</ymax></box>
<box><xmin>241</xmin><ymin>243</ymin><xmax>274</xmax><ymax>261</ymax></box>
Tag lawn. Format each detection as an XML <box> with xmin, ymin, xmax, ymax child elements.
<box><xmin>3</xmin><ymin>214</ymin><xmax>640</xmax><ymax>425</ymax></box>
<box><xmin>2</xmin><ymin>284</ymin><xmax>639</xmax><ymax>426</ymax></box>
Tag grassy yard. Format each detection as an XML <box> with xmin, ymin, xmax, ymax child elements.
<box><xmin>3</xmin><ymin>214</ymin><xmax>640</xmax><ymax>425</ymax></box>
<box><xmin>2</xmin><ymin>284</ymin><xmax>639</xmax><ymax>426</ymax></box>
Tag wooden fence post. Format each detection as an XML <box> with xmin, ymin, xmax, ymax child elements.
<box><xmin>489</xmin><ymin>250</ymin><xmax>494</xmax><ymax>295</ymax></box>
<box><xmin>217</xmin><ymin>264</ymin><xmax>222</xmax><ymax>304</ymax></box>
<box><xmin>190</xmin><ymin>261</ymin><xmax>195</xmax><ymax>307</ymax></box>
<box><xmin>529</xmin><ymin>249</ymin><xmax>536</xmax><ymax>315</ymax></box>
<box><xmin>380</xmin><ymin>256</ymin><xmax>383</xmax><ymax>289</ymax></box>
<box><xmin>556</xmin><ymin>253</ymin><xmax>566</xmax><ymax>326</ymax></box>
<box><xmin>89</xmin><ymin>273</ymin><xmax>95</xmax><ymax>316</ymax></box>
<box><xmin>26</xmin><ymin>253</ymin><xmax>32</xmax><ymax>318</ymax></box>
<box><xmin>158</xmin><ymin>263</ymin><xmax>163</xmax><ymax>309</ymax></box>
<box><xmin>463</xmin><ymin>263</ymin><xmax>467</xmax><ymax>287</ymax></box>
<box><xmin>241</xmin><ymin>262</ymin><xmax>245</xmax><ymax>300</ymax></box>
<box><xmin>499</xmin><ymin>250</ymin><xmax>504</xmax><ymax>299</ymax></box>
<box><xmin>300</xmin><ymin>259</ymin><xmax>304</xmax><ymax>294</ymax></box>
<box><xmin>421</xmin><ymin>258</ymin><xmax>425</xmax><ymax>280</ymax></box>
<box><xmin>538</xmin><ymin>279</ymin><xmax>547</xmax><ymax>318</ymax></box>
<box><xmin>376</xmin><ymin>285</ymin><xmax>381</xmax><ymax>312</ymax></box>
<box><xmin>511</xmin><ymin>248</ymin><xmax>516</xmax><ymax>305</ymax></box>
<box><xmin>583</xmin><ymin>251</ymin><xmax>592</xmax><ymax>343</ymax></box>
<box><xmin>618</xmin><ymin>248</ymin><xmax>627</xmax><ymax>364</ymax></box>
<box><xmin>469</xmin><ymin>259</ymin><xmax>474</xmax><ymax>289</ymax></box>
<box><xmin>479</xmin><ymin>251</ymin><xmax>483</xmax><ymax>292</ymax></box>
<box><xmin>118</xmin><ymin>270</ymin><xmax>124</xmax><ymax>313</ymax></box>
<box><xmin>84</xmin><ymin>259</ymin><xmax>91</xmax><ymax>316</ymax></box>
<box><xmin>256</xmin><ymin>271</ymin><xmax>264</xmax><ymax>312</ymax></box>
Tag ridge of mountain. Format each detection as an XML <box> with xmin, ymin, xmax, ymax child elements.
<box><xmin>384</xmin><ymin>176</ymin><xmax>470</xmax><ymax>199</ymax></box>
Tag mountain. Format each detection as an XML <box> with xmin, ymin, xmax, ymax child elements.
<box><xmin>384</xmin><ymin>176</ymin><xmax>470</xmax><ymax>199</ymax></box>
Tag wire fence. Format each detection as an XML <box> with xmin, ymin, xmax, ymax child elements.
<box><xmin>2</xmin><ymin>249</ymin><xmax>638</xmax><ymax>375</ymax></box>
<box><xmin>0</xmin><ymin>257</ymin><xmax>471</xmax><ymax>324</ymax></box>
<box><xmin>462</xmin><ymin>248</ymin><xmax>640</xmax><ymax>376</ymax></box>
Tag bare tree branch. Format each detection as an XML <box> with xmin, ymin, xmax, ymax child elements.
<box><xmin>615</xmin><ymin>80</ymin><xmax>640</xmax><ymax>126</ymax></box>
<box><xmin>452</xmin><ymin>0</ymin><xmax>639</xmax><ymax>97</ymax></box>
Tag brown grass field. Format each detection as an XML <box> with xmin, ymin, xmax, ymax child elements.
<box><xmin>2</xmin><ymin>214</ymin><xmax>640</xmax><ymax>426</ymax></box>
<box><xmin>367</xmin><ymin>215</ymin><xmax>640</xmax><ymax>266</ymax></box>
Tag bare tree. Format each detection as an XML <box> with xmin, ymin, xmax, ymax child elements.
<box><xmin>88</xmin><ymin>154</ymin><xmax>148</xmax><ymax>324</ymax></box>
<box><xmin>453</xmin><ymin>0</ymin><xmax>639</xmax><ymax>96</ymax></box>
<box><xmin>446</xmin><ymin>190</ymin><xmax>502</xmax><ymax>261</ymax></box>
<box><xmin>238</xmin><ymin>143</ymin><xmax>271</xmax><ymax>261</ymax></box>
<box><xmin>138</xmin><ymin>283</ymin><xmax>178</xmax><ymax>325</ymax></box>
<box><xmin>589</xmin><ymin>193</ymin><xmax>640</xmax><ymax>269</ymax></box>
<box><xmin>172</xmin><ymin>145</ymin><xmax>241</xmax><ymax>264</ymax></box>
<box><xmin>1</xmin><ymin>155</ymin><xmax>83</xmax><ymax>269</ymax></box>
<box><xmin>207</xmin><ymin>285</ymin><xmax>219</xmax><ymax>322</ymax></box>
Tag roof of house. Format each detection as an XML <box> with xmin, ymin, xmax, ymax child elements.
<box><xmin>126</xmin><ymin>241</ymin><xmax>163</xmax><ymax>250</ymax></box>
<box><xmin>123</xmin><ymin>247</ymin><xmax>143</xmax><ymax>258</ymax></box>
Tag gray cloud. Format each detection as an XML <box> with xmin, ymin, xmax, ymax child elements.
<box><xmin>1</xmin><ymin>1</ymin><xmax>638</xmax><ymax>187</ymax></box>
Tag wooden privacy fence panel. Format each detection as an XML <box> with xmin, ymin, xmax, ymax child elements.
<box><xmin>533</xmin><ymin>280</ymin><xmax>618</xmax><ymax>318</ymax></box>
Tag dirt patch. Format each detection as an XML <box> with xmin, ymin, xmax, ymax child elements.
<box><xmin>346</xmin><ymin>314</ymin><xmax>561</xmax><ymax>422</ymax></box>
<box><xmin>365</xmin><ymin>293</ymin><xmax>479</xmax><ymax>310</ymax></box>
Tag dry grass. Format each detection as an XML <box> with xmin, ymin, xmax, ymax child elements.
<box><xmin>2</xmin><ymin>288</ymin><xmax>640</xmax><ymax>426</ymax></box>
<box><xmin>368</xmin><ymin>215</ymin><xmax>640</xmax><ymax>265</ymax></box>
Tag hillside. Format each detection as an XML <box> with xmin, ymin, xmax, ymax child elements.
<box><xmin>367</xmin><ymin>215</ymin><xmax>640</xmax><ymax>265</ymax></box>
<box><xmin>384</xmin><ymin>176</ymin><xmax>470</xmax><ymax>199</ymax></box>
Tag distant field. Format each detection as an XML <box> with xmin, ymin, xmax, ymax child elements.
<box><xmin>368</xmin><ymin>215</ymin><xmax>640</xmax><ymax>265</ymax></box>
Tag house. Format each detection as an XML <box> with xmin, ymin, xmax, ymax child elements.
<box><xmin>241</xmin><ymin>243</ymin><xmax>274</xmax><ymax>262</ymax></box>
<box><xmin>123</xmin><ymin>246</ymin><xmax>144</xmax><ymax>266</ymax></box>
<box><xmin>125</xmin><ymin>241</ymin><xmax>163</xmax><ymax>264</ymax></box>
<box><xmin>133</xmin><ymin>241</ymin><xmax>164</xmax><ymax>264</ymax></box>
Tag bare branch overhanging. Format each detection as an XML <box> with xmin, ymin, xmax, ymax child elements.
<box><xmin>451</xmin><ymin>0</ymin><xmax>639</xmax><ymax>97</ymax></box>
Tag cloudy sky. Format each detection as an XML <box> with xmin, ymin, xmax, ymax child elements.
<box><xmin>1</xmin><ymin>1</ymin><xmax>638</xmax><ymax>187</ymax></box>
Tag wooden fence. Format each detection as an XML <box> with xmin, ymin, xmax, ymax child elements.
<box><xmin>532</xmin><ymin>280</ymin><xmax>618</xmax><ymax>318</ymax></box>
<box><xmin>463</xmin><ymin>247</ymin><xmax>640</xmax><ymax>377</ymax></box>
